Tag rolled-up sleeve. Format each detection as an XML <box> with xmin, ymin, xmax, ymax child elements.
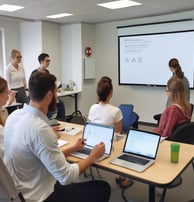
<box><xmin>35</xmin><ymin>125</ymin><xmax>79</xmax><ymax>185</ymax></box>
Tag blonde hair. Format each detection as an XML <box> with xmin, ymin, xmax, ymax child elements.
<box><xmin>9</xmin><ymin>49</ymin><xmax>20</xmax><ymax>60</ymax></box>
<box><xmin>167</xmin><ymin>77</ymin><xmax>190</xmax><ymax>118</ymax></box>
<box><xmin>0</xmin><ymin>77</ymin><xmax>8</xmax><ymax>126</ymax></box>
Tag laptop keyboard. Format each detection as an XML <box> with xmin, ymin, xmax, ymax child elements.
<box><xmin>118</xmin><ymin>154</ymin><xmax>149</xmax><ymax>165</ymax></box>
<box><xmin>79</xmin><ymin>148</ymin><xmax>91</xmax><ymax>155</ymax></box>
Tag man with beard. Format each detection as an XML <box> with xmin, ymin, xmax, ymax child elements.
<box><xmin>4</xmin><ymin>72</ymin><xmax>111</xmax><ymax>202</ymax></box>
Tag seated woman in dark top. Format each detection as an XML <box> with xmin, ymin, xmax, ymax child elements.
<box><xmin>154</xmin><ymin>77</ymin><xmax>191</xmax><ymax>138</ymax></box>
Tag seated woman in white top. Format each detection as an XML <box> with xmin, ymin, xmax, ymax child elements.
<box><xmin>88</xmin><ymin>76</ymin><xmax>132</xmax><ymax>188</ymax></box>
<box><xmin>0</xmin><ymin>77</ymin><xmax>16</xmax><ymax>158</ymax></box>
<box><xmin>88</xmin><ymin>76</ymin><xmax>122</xmax><ymax>132</ymax></box>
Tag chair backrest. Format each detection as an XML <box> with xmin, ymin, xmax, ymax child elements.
<box><xmin>0</xmin><ymin>158</ymin><xmax>25</xmax><ymax>202</ymax></box>
<box><xmin>119</xmin><ymin>104</ymin><xmax>138</xmax><ymax>132</ymax></box>
<box><xmin>169</xmin><ymin>122</ymin><xmax>194</xmax><ymax>144</ymax></box>
<box><xmin>190</xmin><ymin>103</ymin><xmax>194</xmax><ymax>121</ymax></box>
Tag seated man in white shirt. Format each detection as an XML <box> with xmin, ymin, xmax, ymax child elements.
<box><xmin>4</xmin><ymin>72</ymin><xmax>110</xmax><ymax>202</ymax></box>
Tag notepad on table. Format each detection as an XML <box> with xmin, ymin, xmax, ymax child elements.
<box><xmin>57</xmin><ymin>139</ymin><xmax>68</xmax><ymax>147</ymax></box>
<box><xmin>59</xmin><ymin>127</ymin><xmax>82</xmax><ymax>136</ymax></box>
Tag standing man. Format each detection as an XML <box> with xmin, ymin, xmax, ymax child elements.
<box><xmin>4</xmin><ymin>72</ymin><xmax>110</xmax><ymax>202</ymax></box>
<box><xmin>31</xmin><ymin>53</ymin><xmax>66</xmax><ymax>121</ymax></box>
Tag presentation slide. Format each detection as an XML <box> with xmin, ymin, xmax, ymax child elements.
<box><xmin>118</xmin><ymin>30</ymin><xmax>194</xmax><ymax>88</ymax></box>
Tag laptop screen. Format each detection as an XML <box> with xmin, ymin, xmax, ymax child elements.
<box><xmin>123</xmin><ymin>128</ymin><xmax>161</xmax><ymax>159</ymax></box>
<box><xmin>83</xmin><ymin>122</ymin><xmax>114</xmax><ymax>155</ymax></box>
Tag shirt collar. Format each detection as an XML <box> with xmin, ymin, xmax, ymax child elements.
<box><xmin>23</xmin><ymin>104</ymin><xmax>50</xmax><ymax>125</ymax></box>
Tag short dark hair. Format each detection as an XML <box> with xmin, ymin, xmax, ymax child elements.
<box><xmin>28</xmin><ymin>72</ymin><xmax>56</xmax><ymax>101</ymax></box>
<box><xmin>97</xmin><ymin>76</ymin><xmax>113</xmax><ymax>102</ymax></box>
<box><xmin>38</xmin><ymin>53</ymin><xmax>49</xmax><ymax>64</ymax></box>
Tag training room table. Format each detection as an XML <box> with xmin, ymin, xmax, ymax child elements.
<box><xmin>57</xmin><ymin>90</ymin><xmax>81</xmax><ymax>112</ymax></box>
<box><xmin>58</xmin><ymin>122</ymin><xmax>194</xmax><ymax>202</ymax></box>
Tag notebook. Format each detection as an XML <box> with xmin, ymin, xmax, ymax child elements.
<box><xmin>71</xmin><ymin>122</ymin><xmax>114</xmax><ymax>161</ymax></box>
<box><xmin>110</xmin><ymin>128</ymin><xmax>161</xmax><ymax>172</ymax></box>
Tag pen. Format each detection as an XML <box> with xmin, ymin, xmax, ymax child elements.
<box><xmin>57</xmin><ymin>128</ymin><xmax>66</xmax><ymax>132</ymax></box>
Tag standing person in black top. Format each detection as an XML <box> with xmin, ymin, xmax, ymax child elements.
<box><xmin>31</xmin><ymin>53</ymin><xmax>66</xmax><ymax>121</ymax></box>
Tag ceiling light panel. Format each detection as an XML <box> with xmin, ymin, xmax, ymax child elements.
<box><xmin>97</xmin><ymin>0</ymin><xmax>142</xmax><ymax>9</ymax></box>
<box><xmin>0</xmin><ymin>4</ymin><xmax>24</xmax><ymax>12</ymax></box>
<box><xmin>46</xmin><ymin>13</ymin><xmax>73</xmax><ymax>19</ymax></box>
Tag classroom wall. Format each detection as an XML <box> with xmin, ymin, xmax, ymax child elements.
<box><xmin>0</xmin><ymin>17</ymin><xmax>20</xmax><ymax>74</ymax></box>
<box><xmin>1</xmin><ymin>10</ymin><xmax>194</xmax><ymax>124</ymax></box>
<box><xmin>20</xmin><ymin>21</ymin><xmax>61</xmax><ymax>82</ymax></box>
<box><xmin>92</xmin><ymin>11</ymin><xmax>194</xmax><ymax>123</ymax></box>
<box><xmin>42</xmin><ymin>21</ymin><xmax>61</xmax><ymax>80</ymax></box>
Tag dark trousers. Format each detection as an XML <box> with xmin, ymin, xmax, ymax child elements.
<box><xmin>56</xmin><ymin>99</ymin><xmax>66</xmax><ymax>121</ymax></box>
<box><xmin>44</xmin><ymin>180</ymin><xmax>111</xmax><ymax>202</ymax></box>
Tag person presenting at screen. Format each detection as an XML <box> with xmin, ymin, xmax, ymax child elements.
<box><xmin>167</xmin><ymin>58</ymin><xmax>190</xmax><ymax>104</ymax></box>
<box><xmin>154</xmin><ymin>77</ymin><xmax>191</xmax><ymax>138</ymax></box>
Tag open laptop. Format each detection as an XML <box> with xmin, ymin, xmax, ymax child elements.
<box><xmin>110</xmin><ymin>128</ymin><xmax>161</xmax><ymax>172</ymax></box>
<box><xmin>71</xmin><ymin>122</ymin><xmax>114</xmax><ymax>161</ymax></box>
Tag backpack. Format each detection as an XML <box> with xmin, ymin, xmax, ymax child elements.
<box><xmin>69</xmin><ymin>110</ymin><xmax>87</xmax><ymax>125</ymax></box>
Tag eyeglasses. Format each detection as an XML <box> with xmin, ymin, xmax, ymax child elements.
<box><xmin>16</xmin><ymin>56</ymin><xmax>22</xmax><ymax>59</ymax></box>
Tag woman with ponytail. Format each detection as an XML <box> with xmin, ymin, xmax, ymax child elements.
<box><xmin>168</xmin><ymin>58</ymin><xmax>190</xmax><ymax>104</ymax></box>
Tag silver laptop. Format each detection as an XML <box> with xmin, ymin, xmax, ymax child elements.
<box><xmin>71</xmin><ymin>122</ymin><xmax>114</xmax><ymax>161</ymax></box>
<box><xmin>110</xmin><ymin>128</ymin><xmax>161</xmax><ymax>172</ymax></box>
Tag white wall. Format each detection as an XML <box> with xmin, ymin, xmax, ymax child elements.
<box><xmin>93</xmin><ymin>12</ymin><xmax>194</xmax><ymax>123</ymax></box>
<box><xmin>1</xmin><ymin>10</ymin><xmax>194</xmax><ymax>123</ymax></box>
<box><xmin>60</xmin><ymin>23</ymin><xmax>82</xmax><ymax>91</ymax></box>
<box><xmin>20</xmin><ymin>21</ymin><xmax>42</xmax><ymax>82</ymax></box>
<box><xmin>20</xmin><ymin>21</ymin><xmax>61</xmax><ymax>83</ymax></box>
<box><xmin>42</xmin><ymin>21</ymin><xmax>61</xmax><ymax>81</ymax></box>
<box><xmin>0</xmin><ymin>18</ymin><xmax>20</xmax><ymax>75</ymax></box>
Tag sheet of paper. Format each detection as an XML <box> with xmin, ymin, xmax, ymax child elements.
<box><xmin>59</xmin><ymin>127</ymin><xmax>82</xmax><ymax>136</ymax></box>
<box><xmin>160</xmin><ymin>136</ymin><xmax>167</xmax><ymax>142</ymax></box>
<box><xmin>57</xmin><ymin>139</ymin><xmax>68</xmax><ymax>147</ymax></box>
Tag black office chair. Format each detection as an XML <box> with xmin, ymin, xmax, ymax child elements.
<box><xmin>156</xmin><ymin>122</ymin><xmax>194</xmax><ymax>202</ymax></box>
<box><xmin>169</xmin><ymin>121</ymin><xmax>194</xmax><ymax>171</ymax></box>
<box><xmin>0</xmin><ymin>158</ymin><xmax>25</xmax><ymax>202</ymax></box>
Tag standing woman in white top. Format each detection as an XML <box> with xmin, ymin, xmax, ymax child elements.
<box><xmin>4</xmin><ymin>49</ymin><xmax>29</xmax><ymax>104</ymax></box>
<box><xmin>0</xmin><ymin>77</ymin><xmax>16</xmax><ymax>158</ymax></box>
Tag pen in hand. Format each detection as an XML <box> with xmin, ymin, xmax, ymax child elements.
<box><xmin>57</xmin><ymin>127</ymin><xmax>75</xmax><ymax>132</ymax></box>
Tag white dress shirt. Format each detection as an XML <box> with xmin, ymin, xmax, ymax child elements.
<box><xmin>4</xmin><ymin>104</ymin><xmax>79</xmax><ymax>202</ymax></box>
<box><xmin>4</xmin><ymin>63</ymin><xmax>27</xmax><ymax>89</ymax></box>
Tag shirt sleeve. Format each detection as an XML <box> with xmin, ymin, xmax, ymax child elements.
<box><xmin>35</xmin><ymin>126</ymin><xmax>79</xmax><ymax>185</ymax></box>
<box><xmin>114</xmin><ymin>108</ymin><xmax>123</xmax><ymax>123</ymax></box>
<box><xmin>88</xmin><ymin>105</ymin><xmax>94</xmax><ymax>122</ymax></box>
<box><xmin>4</xmin><ymin>66</ymin><xmax>11</xmax><ymax>88</ymax></box>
